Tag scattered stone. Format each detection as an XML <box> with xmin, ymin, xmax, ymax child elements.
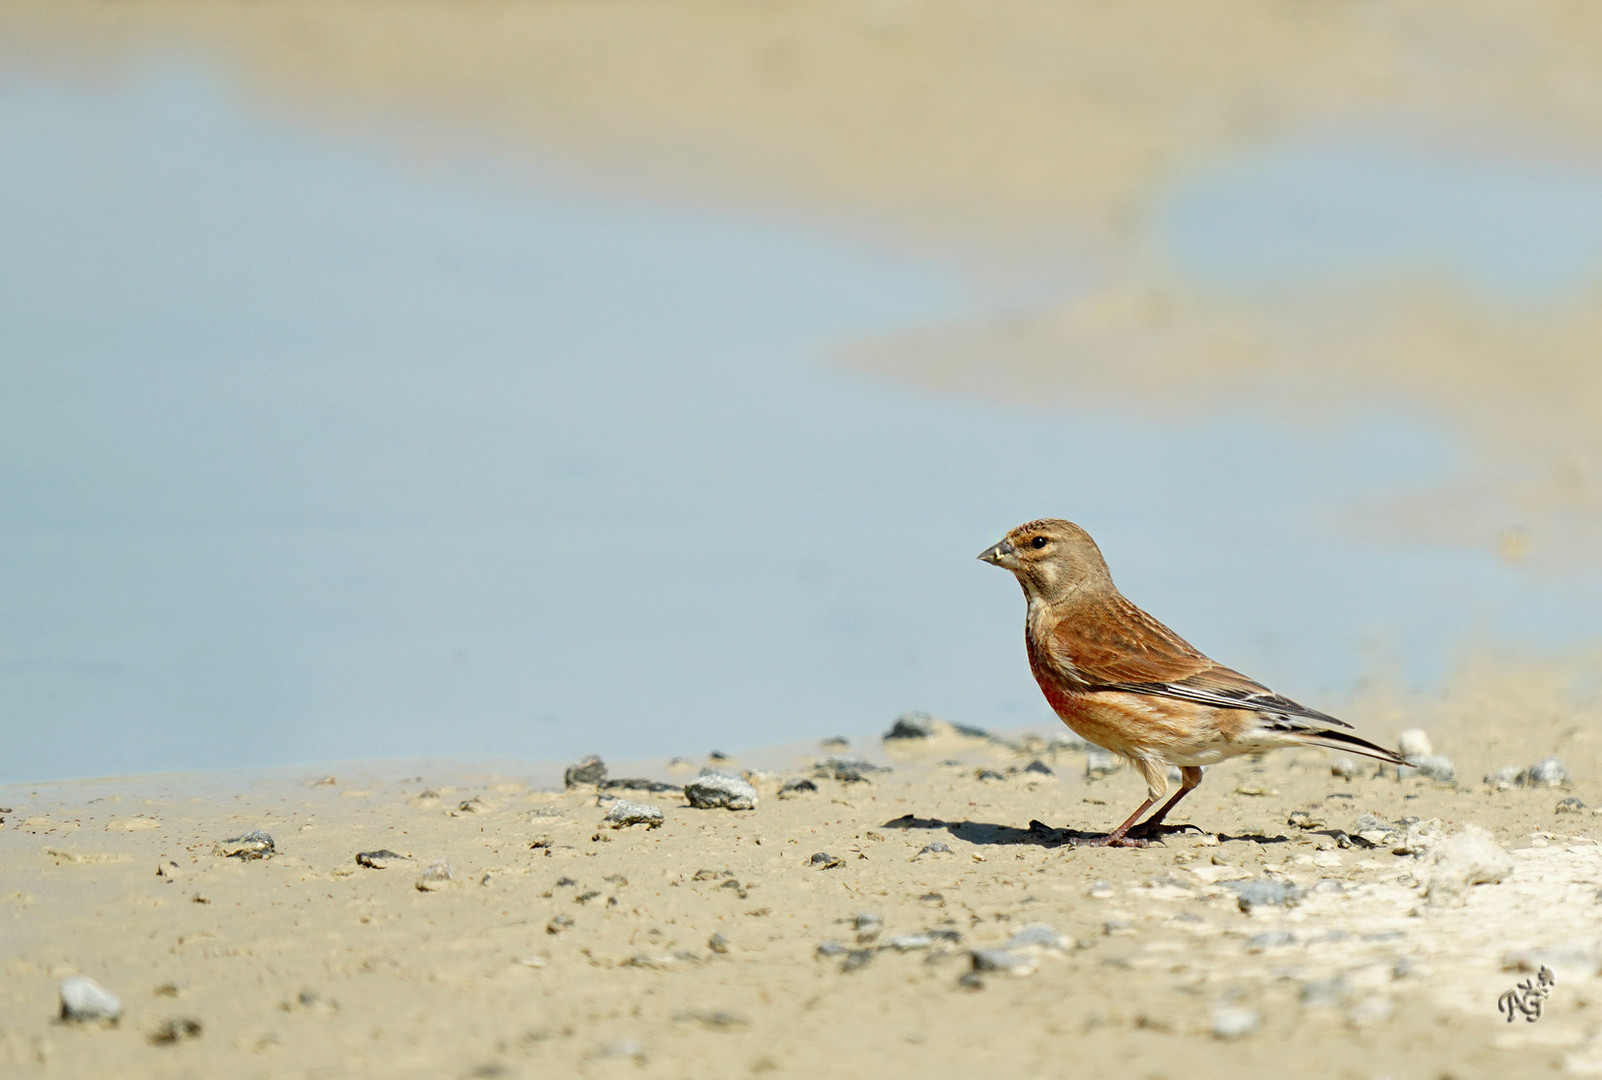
<box><xmin>604</xmin><ymin>800</ymin><xmax>665</xmax><ymax>828</ymax></box>
<box><xmin>1517</xmin><ymin>757</ymin><xmax>1570</xmax><ymax>789</ymax></box>
<box><xmin>814</xmin><ymin>755</ymin><xmax>890</xmax><ymax>783</ymax></box>
<box><xmin>809</xmin><ymin>852</ymin><xmax>843</xmax><ymax>870</ymax></box>
<box><xmin>148</xmin><ymin>1017</ymin><xmax>202</xmax><ymax>1045</ymax></box>
<box><xmin>454</xmin><ymin>797</ymin><xmax>486</xmax><ymax>814</ymax></box>
<box><xmin>815</xmin><ymin>941</ymin><xmax>848</xmax><ymax>957</ymax></box>
<box><xmin>970</xmin><ymin>949</ymin><xmax>1038</xmax><ymax>977</ymax></box>
<box><xmin>546</xmin><ymin>915</ymin><xmax>574</xmax><ymax>934</ymax></box>
<box><xmin>708</xmin><ymin>932</ymin><xmax>730</xmax><ymax>954</ymax></box>
<box><xmin>777</xmin><ymin>778</ymin><xmax>818</xmax><ymax>799</ymax></box>
<box><xmin>213</xmin><ymin>830</ymin><xmax>274</xmax><ymax>861</ymax></box>
<box><xmin>355</xmin><ymin>849</ymin><xmax>410</xmax><ymax>869</ymax></box>
<box><xmin>692</xmin><ymin>868</ymin><xmax>734</xmax><ymax>881</ymax></box>
<box><xmin>684</xmin><ymin>772</ymin><xmax>757</xmax><ymax>811</ymax></box>
<box><xmin>1329</xmin><ymin>757</ymin><xmax>1359</xmax><ymax>780</ymax></box>
<box><xmin>1556</xmin><ymin>797</ymin><xmax>1587</xmax><ymax>814</ymax></box>
<box><xmin>1024</xmin><ymin>760</ymin><xmax>1054</xmax><ymax>776</ymax></box>
<box><xmin>1397</xmin><ymin>729</ymin><xmax>1432</xmax><ymax>757</ymax></box>
<box><xmin>1485</xmin><ymin>765</ymin><xmax>1522</xmax><ymax>790</ymax></box>
<box><xmin>599</xmin><ymin>778</ymin><xmax>682</xmax><ymax>794</ymax></box>
<box><xmin>1084</xmin><ymin>748</ymin><xmax>1121</xmax><ymax>779</ymax></box>
<box><xmin>956</xmin><ymin>971</ymin><xmax>985</xmax><ymax>990</ymax></box>
<box><xmin>852</xmin><ymin>912</ymin><xmax>883</xmax><ymax>942</ymax></box>
<box><xmin>563</xmin><ymin>755</ymin><xmax>607</xmax><ymax>788</ymax></box>
<box><xmin>675</xmin><ymin>1010</ymin><xmax>746</xmax><ymax>1029</ymax></box>
<box><xmin>1407</xmin><ymin>755</ymin><xmax>1455</xmax><ymax>783</ymax></box>
<box><xmin>1210</xmin><ymin>1007</ymin><xmax>1260</xmax><ymax>1040</ymax></box>
<box><xmin>1005</xmin><ymin>924</ymin><xmax>1069</xmax><ymax>952</ymax></box>
<box><xmin>1286</xmin><ymin>809</ymin><xmax>1324</xmax><ymax>829</ymax></box>
<box><xmin>1231</xmin><ymin>878</ymin><xmax>1305</xmax><ymax>912</ymax></box>
<box><xmin>708</xmin><ymin>750</ymin><xmax>731</xmax><ymax>762</ymax></box>
<box><xmin>974</xmin><ymin>768</ymin><xmax>1007</xmax><ymax>782</ymax></box>
<box><xmin>883</xmin><ymin>934</ymin><xmax>934</xmax><ymax>951</ymax></box>
<box><xmin>58</xmin><ymin>976</ymin><xmax>120</xmax><ymax>1024</ymax></box>
<box><xmin>1247</xmin><ymin>930</ymin><xmax>1296</xmax><ymax>952</ymax></box>
<box><xmin>1422</xmin><ymin>826</ymin><xmax>1513</xmax><ymax>905</ymax></box>
<box><xmin>841</xmin><ymin>949</ymin><xmax>876</xmax><ymax>973</ymax></box>
<box><xmin>819</xmin><ymin>736</ymin><xmax>850</xmax><ymax>750</ymax></box>
<box><xmin>916</xmin><ymin>841</ymin><xmax>953</xmax><ymax>856</ymax></box>
<box><xmin>415</xmin><ymin>861</ymin><xmax>455</xmax><ymax>891</ymax></box>
<box><xmin>883</xmin><ymin>712</ymin><xmax>994</xmax><ymax>742</ymax></box>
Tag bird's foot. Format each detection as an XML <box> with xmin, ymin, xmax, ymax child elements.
<box><xmin>1070</xmin><ymin>832</ymin><xmax>1149</xmax><ymax>849</ymax></box>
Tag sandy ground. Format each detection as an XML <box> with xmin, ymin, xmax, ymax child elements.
<box><xmin>3</xmin><ymin>682</ymin><xmax>1599</xmax><ymax>1080</ymax></box>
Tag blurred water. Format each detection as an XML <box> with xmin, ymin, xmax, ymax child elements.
<box><xmin>2</xmin><ymin>61</ymin><xmax>1598</xmax><ymax>782</ymax></box>
<box><xmin>1158</xmin><ymin>128</ymin><xmax>1602</xmax><ymax>302</ymax></box>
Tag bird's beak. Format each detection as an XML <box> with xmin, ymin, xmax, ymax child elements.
<box><xmin>978</xmin><ymin>538</ymin><xmax>1018</xmax><ymax>569</ymax></box>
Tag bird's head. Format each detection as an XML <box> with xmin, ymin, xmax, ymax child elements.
<box><xmin>978</xmin><ymin>518</ymin><xmax>1114</xmax><ymax>605</ymax></box>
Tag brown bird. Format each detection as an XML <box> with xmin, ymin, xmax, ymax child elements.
<box><xmin>980</xmin><ymin>518</ymin><xmax>1406</xmax><ymax>847</ymax></box>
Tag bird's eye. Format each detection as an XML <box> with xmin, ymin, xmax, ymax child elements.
<box><xmin>1030</xmin><ymin>536</ymin><xmax>1049</xmax><ymax>549</ymax></box>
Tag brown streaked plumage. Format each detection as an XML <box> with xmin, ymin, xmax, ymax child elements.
<box><xmin>980</xmin><ymin>518</ymin><xmax>1406</xmax><ymax>847</ymax></box>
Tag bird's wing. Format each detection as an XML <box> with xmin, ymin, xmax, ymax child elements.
<box><xmin>1043</xmin><ymin>595</ymin><xmax>1353</xmax><ymax>730</ymax></box>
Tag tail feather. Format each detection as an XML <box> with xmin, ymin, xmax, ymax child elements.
<box><xmin>1288</xmin><ymin>726</ymin><xmax>1407</xmax><ymax>766</ymax></box>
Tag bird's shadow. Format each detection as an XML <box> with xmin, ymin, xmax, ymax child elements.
<box><xmin>881</xmin><ymin>812</ymin><xmax>1289</xmax><ymax>849</ymax></box>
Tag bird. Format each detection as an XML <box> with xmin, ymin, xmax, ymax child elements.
<box><xmin>979</xmin><ymin>518</ymin><xmax>1407</xmax><ymax>847</ymax></box>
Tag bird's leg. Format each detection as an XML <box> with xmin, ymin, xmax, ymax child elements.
<box><xmin>1127</xmin><ymin>766</ymin><xmax>1204</xmax><ymax>840</ymax></box>
<box><xmin>1072</xmin><ymin>797</ymin><xmax>1156</xmax><ymax>848</ymax></box>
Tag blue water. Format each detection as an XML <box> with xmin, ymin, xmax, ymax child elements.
<box><xmin>2</xmin><ymin>62</ymin><xmax>1598</xmax><ymax>782</ymax></box>
<box><xmin>1158</xmin><ymin>127</ymin><xmax>1602</xmax><ymax>302</ymax></box>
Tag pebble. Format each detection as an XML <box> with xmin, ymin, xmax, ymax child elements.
<box><xmin>970</xmin><ymin>949</ymin><xmax>1038</xmax><ymax>976</ymax></box>
<box><xmin>1005</xmin><ymin>924</ymin><xmax>1069</xmax><ymax>952</ymax></box>
<box><xmin>809</xmin><ymin>852</ymin><xmax>843</xmax><ymax>870</ymax></box>
<box><xmin>1023</xmin><ymin>760</ymin><xmax>1054</xmax><ymax>776</ymax></box>
<box><xmin>1232</xmin><ymin>878</ymin><xmax>1305</xmax><ymax>912</ymax></box>
<box><xmin>708</xmin><ymin>932</ymin><xmax>730</xmax><ymax>954</ymax></box>
<box><xmin>1286</xmin><ymin>809</ymin><xmax>1324</xmax><ymax>829</ymax></box>
<box><xmin>414</xmin><ymin>861</ymin><xmax>455</xmax><ymax>891</ymax></box>
<box><xmin>1329</xmin><ymin>756</ymin><xmax>1359</xmax><ymax>780</ymax></box>
<box><xmin>1084</xmin><ymin>748</ymin><xmax>1121</xmax><ymax>779</ymax></box>
<box><xmin>883</xmin><ymin>712</ymin><xmax>993</xmax><ymax>742</ymax></box>
<box><xmin>1517</xmin><ymin>756</ymin><xmax>1571</xmax><ymax>788</ymax></box>
<box><xmin>1484</xmin><ymin>764</ymin><xmax>1522</xmax><ymax>789</ymax></box>
<box><xmin>355</xmin><ymin>849</ymin><xmax>410</xmax><ymax>869</ymax></box>
<box><xmin>213</xmin><ymin>830</ymin><xmax>275</xmax><ymax>861</ymax></box>
<box><xmin>917</xmin><ymin>841</ymin><xmax>953</xmax><ymax>856</ymax></box>
<box><xmin>1246</xmin><ymin>930</ymin><xmax>1296</xmax><ymax>952</ymax></box>
<box><xmin>149</xmin><ymin>1017</ymin><xmax>203</xmax><ymax>1045</ymax></box>
<box><xmin>599</xmin><ymin>778</ymin><xmax>681</xmax><ymax>794</ymax></box>
<box><xmin>883</xmin><ymin>934</ymin><xmax>934</xmax><ymax>951</ymax></box>
<box><xmin>1407</xmin><ymin>755</ymin><xmax>1455</xmax><ymax>783</ymax></box>
<box><xmin>1397</xmin><ymin>729</ymin><xmax>1432</xmax><ymax>757</ymax></box>
<box><xmin>564</xmin><ymin>755</ymin><xmax>607</xmax><ymax>788</ymax></box>
<box><xmin>777</xmin><ymin>778</ymin><xmax>818</xmax><ymax>799</ymax></box>
<box><xmin>1556</xmin><ymin>797</ymin><xmax>1587</xmax><ymax>814</ymax></box>
<box><xmin>684</xmin><ymin>771</ymin><xmax>758</xmax><ymax>810</ymax></box>
<box><xmin>1421</xmin><ymin>826</ymin><xmax>1512</xmax><ymax>905</ymax></box>
<box><xmin>1210</xmin><ymin>1007</ymin><xmax>1260</xmax><ymax>1040</ymax></box>
<box><xmin>59</xmin><ymin>976</ymin><xmax>121</xmax><ymax>1024</ymax></box>
<box><xmin>974</xmin><ymin>768</ymin><xmax>1007</xmax><ymax>782</ymax></box>
<box><xmin>547</xmin><ymin>915</ymin><xmax>574</xmax><ymax>934</ymax></box>
<box><xmin>1086</xmin><ymin>880</ymin><xmax>1115</xmax><ymax>900</ymax></box>
<box><xmin>815</xmin><ymin>941</ymin><xmax>848</xmax><ymax>957</ymax></box>
<box><xmin>841</xmin><ymin>949</ymin><xmax>876</xmax><ymax>973</ymax></box>
<box><xmin>852</xmin><ymin>912</ymin><xmax>884</xmax><ymax>942</ymax></box>
<box><xmin>814</xmin><ymin>755</ymin><xmax>890</xmax><ymax>783</ymax></box>
<box><xmin>604</xmin><ymin>800</ymin><xmax>665</xmax><ymax>828</ymax></box>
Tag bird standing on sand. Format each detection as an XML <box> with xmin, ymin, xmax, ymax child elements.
<box><xmin>980</xmin><ymin>518</ymin><xmax>1406</xmax><ymax>847</ymax></box>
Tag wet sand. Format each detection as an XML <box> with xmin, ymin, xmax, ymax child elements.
<box><xmin>3</xmin><ymin>671</ymin><xmax>1598</xmax><ymax>1079</ymax></box>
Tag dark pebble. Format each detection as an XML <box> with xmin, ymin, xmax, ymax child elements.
<box><xmin>778</xmin><ymin>778</ymin><xmax>819</xmax><ymax>798</ymax></box>
<box><xmin>600</xmin><ymin>778</ymin><xmax>683</xmax><ymax>794</ymax></box>
<box><xmin>809</xmin><ymin>852</ymin><xmax>843</xmax><ymax>869</ymax></box>
<box><xmin>564</xmin><ymin>755</ymin><xmax>608</xmax><ymax>788</ymax></box>
<box><xmin>149</xmin><ymin>1018</ymin><xmax>203</xmax><ymax>1045</ymax></box>
<box><xmin>215</xmin><ymin>831</ymin><xmax>275</xmax><ymax>861</ymax></box>
<box><xmin>355</xmin><ymin>849</ymin><xmax>410</xmax><ymax>869</ymax></box>
<box><xmin>1024</xmin><ymin>760</ymin><xmax>1054</xmax><ymax>776</ymax></box>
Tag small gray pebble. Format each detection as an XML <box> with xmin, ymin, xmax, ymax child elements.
<box><xmin>1023</xmin><ymin>760</ymin><xmax>1054</xmax><ymax>776</ymax></box>
<box><xmin>605</xmin><ymin>800</ymin><xmax>664</xmax><ymax>828</ymax></box>
<box><xmin>777</xmin><ymin>777</ymin><xmax>818</xmax><ymax>798</ymax></box>
<box><xmin>563</xmin><ymin>755</ymin><xmax>607</xmax><ymax>788</ymax></box>
<box><xmin>974</xmin><ymin>768</ymin><xmax>1007</xmax><ymax>782</ymax></box>
<box><xmin>1232</xmin><ymin>878</ymin><xmax>1305</xmax><ymax>911</ymax></box>
<box><xmin>149</xmin><ymin>1017</ymin><xmax>202</xmax><ymax>1045</ymax></box>
<box><xmin>852</xmin><ymin>912</ymin><xmax>884</xmax><ymax>941</ymax></box>
<box><xmin>708</xmin><ymin>933</ymin><xmax>730</xmax><ymax>954</ymax></box>
<box><xmin>815</xmin><ymin>941</ymin><xmax>848</xmax><ymax>957</ymax></box>
<box><xmin>809</xmin><ymin>852</ymin><xmax>842</xmax><ymax>869</ymax></box>
<box><xmin>970</xmin><ymin>949</ymin><xmax>1037</xmax><ymax>975</ymax></box>
<box><xmin>1330</xmin><ymin>756</ymin><xmax>1359</xmax><ymax>779</ymax></box>
<box><xmin>684</xmin><ymin>772</ymin><xmax>757</xmax><ymax>811</ymax></box>
<box><xmin>883</xmin><ymin>934</ymin><xmax>934</xmax><ymax>951</ymax></box>
<box><xmin>813</xmin><ymin>754</ymin><xmax>890</xmax><ymax>784</ymax></box>
<box><xmin>956</xmin><ymin>971</ymin><xmax>985</xmax><ymax>990</ymax></box>
<box><xmin>546</xmin><ymin>915</ymin><xmax>574</xmax><ymax>934</ymax></box>
<box><xmin>355</xmin><ymin>849</ymin><xmax>409</xmax><ymax>869</ymax></box>
<box><xmin>1210</xmin><ymin>1007</ymin><xmax>1260</xmax><ymax>1040</ymax></box>
<box><xmin>1246</xmin><ymin>930</ymin><xmax>1296</xmax><ymax>952</ymax></box>
<box><xmin>215</xmin><ymin>830</ymin><xmax>275</xmax><ymax>860</ymax></box>
<box><xmin>1517</xmin><ymin>756</ymin><xmax>1570</xmax><ymax>788</ymax></box>
<box><xmin>917</xmin><ymin>841</ymin><xmax>953</xmax><ymax>856</ymax></box>
<box><xmin>599</xmin><ymin>778</ymin><xmax>682</xmax><ymax>794</ymax></box>
<box><xmin>59</xmin><ymin>976</ymin><xmax>121</xmax><ymax>1024</ymax></box>
<box><xmin>841</xmin><ymin>949</ymin><xmax>876</xmax><ymax>973</ymax></box>
<box><xmin>1485</xmin><ymin>765</ymin><xmax>1522</xmax><ymax>788</ymax></box>
<box><xmin>1407</xmin><ymin>755</ymin><xmax>1455</xmax><ymax>783</ymax></box>
<box><xmin>1556</xmin><ymin>797</ymin><xmax>1587</xmax><ymax>814</ymax></box>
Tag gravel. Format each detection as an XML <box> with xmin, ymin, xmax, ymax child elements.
<box><xmin>59</xmin><ymin>976</ymin><xmax>121</xmax><ymax>1024</ymax></box>
<box><xmin>777</xmin><ymin>778</ymin><xmax>818</xmax><ymax>798</ymax></box>
<box><xmin>1517</xmin><ymin>756</ymin><xmax>1571</xmax><ymax>788</ymax></box>
<box><xmin>684</xmin><ymin>771</ymin><xmax>757</xmax><ymax>811</ymax></box>
<box><xmin>605</xmin><ymin>800</ymin><xmax>665</xmax><ymax>827</ymax></box>
<box><xmin>1231</xmin><ymin>878</ymin><xmax>1305</xmax><ymax>911</ymax></box>
<box><xmin>214</xmin><ymin>830</ymin><xmax>275</xmax><ymax>860</ymax></box>
<box><xmin>564</xmin><ymin>755</ymin><xmax>607</xmax><ymax>788</ymax></box>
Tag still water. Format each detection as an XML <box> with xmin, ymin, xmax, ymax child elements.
<box><xmin>2</xmin><ymin>60</ymin><xmax>1597</xmax><ymax>781</ymax></box>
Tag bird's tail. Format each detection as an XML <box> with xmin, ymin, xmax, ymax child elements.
<box><xmin>1289</xmin><ymin>727</ymin><xmax>1408</xmax><ymax>766</ymax></box>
